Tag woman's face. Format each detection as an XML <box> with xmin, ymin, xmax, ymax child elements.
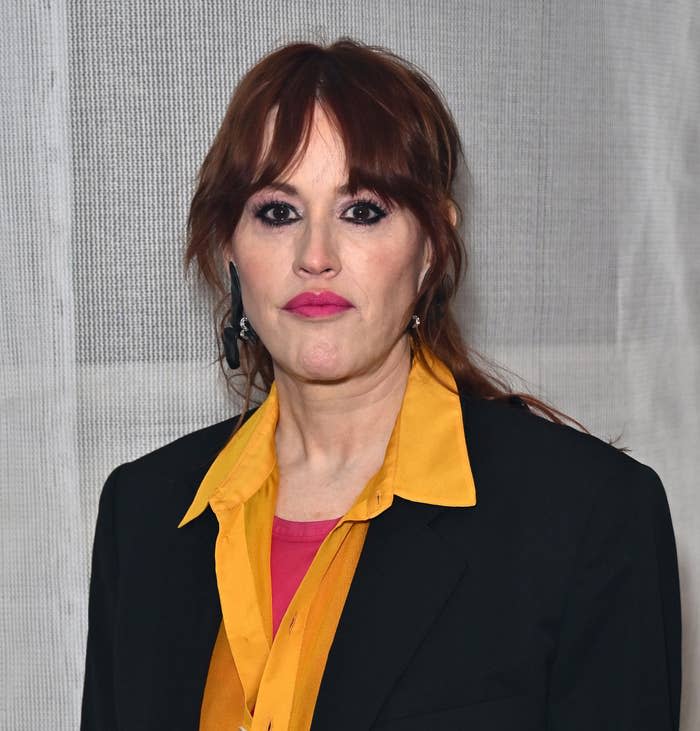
<box><xmin>230</xmin><ymin>104</ymin><xmax>431</xmax><ymax>384</ymax></box>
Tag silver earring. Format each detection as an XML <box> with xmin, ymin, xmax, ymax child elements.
<box><xmin>239</xmin><ymin>315</ymin><xmax>250</xmax><ymax>340</ymax></box>
<box><xmin>411</xmin><ymin>314</ymin><xmax>421</xmax><ymax>328</ymax></box>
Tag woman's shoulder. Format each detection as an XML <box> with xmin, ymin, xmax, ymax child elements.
<box><xmin>460</xmin><ymin>394</ymin><xmax>666</xmax><ymax>510</ymax></box>
<box><xmin>116</xmin><ymin>415</ymin><xmax>238</xmax><ymax>482</ymax></box>
<box><xmin>459</xmin><ymin>396</ymin><xmax>675</xmax><ymax>603</ymax></box>
<box><xmin>97</xmin><ymin>411</ymin><xmax>255</xmax><ymax>522</ymax></box>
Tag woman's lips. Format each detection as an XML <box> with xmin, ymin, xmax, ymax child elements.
<box><xmin>282</xmin><ymin>291</ymin><xmax>354</xmax><ymax>318</ymax></box>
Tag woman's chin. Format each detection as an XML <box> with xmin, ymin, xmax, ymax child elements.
<box><xmin>293</xmin><ymin>343</ymin><xmax>353</xmax><ymax>383</ymax></box>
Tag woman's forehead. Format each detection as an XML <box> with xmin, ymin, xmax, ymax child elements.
<box><xmin>256</xmin><ymin>103</ymin><xmax>348</xmax><ymax>183</ymax></box>
<box><xmin>250</xmin><ymin>94</ymin><xmax>425</xmax><ymax>208</ymax></box>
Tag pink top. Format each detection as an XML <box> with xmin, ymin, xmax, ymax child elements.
<box><xmin>270</xmin><ymin>514</ymin><xmax>342</xmax><ymax>638</ymax></box>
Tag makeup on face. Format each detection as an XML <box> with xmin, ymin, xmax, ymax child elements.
<box><xmin>282</xmin><ymin>290</ymin><xmax>354</xmax><ymax>318</ymax></box>
<box><xmin>247</xmin><ymin>182</ymin><xmax>390</xmax><ymax>230</ymax></box>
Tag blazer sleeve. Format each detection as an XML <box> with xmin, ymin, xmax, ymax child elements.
<box><xmin>80</xmin><ymin>465</ymin><xmax>123</xmax><ymax>731</ymax></box>
<box><xmin>547</xmin><ymin>462</ymin><xmax>682</xmax><ymax>730</ymax></box>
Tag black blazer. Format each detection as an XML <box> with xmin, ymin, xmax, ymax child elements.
<box><xmin>81</xmin><ymin>393</ymin><xmax>681</xmax><ymax>731</ymax></box>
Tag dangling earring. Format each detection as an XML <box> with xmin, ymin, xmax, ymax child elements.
<box><xmin>222</xmin><ymin>261</ymin><xmax>256</xmax><ymax>369</ymax></box>
<box><xmin>410</xmin><ymin>314</ymin><xmax>421</xmax><ymax>328</ymax></box>
<box><xmin>239</xmin><ymin>315</ymin><xmax>250</xmax><ymax>340</ymax></box>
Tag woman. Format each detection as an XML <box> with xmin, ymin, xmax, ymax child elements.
<box><xmin>81</xmin><ymin>39</ymin><xmax>681</xmax><ymax>731</ymax></box>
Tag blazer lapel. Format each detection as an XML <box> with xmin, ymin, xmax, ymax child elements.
<box><xmin>168</xmin><ymin>505</ymin><xmax>222</xmax><ymax>725</ymax></box>
<box><xmin>310</xmin><ymin>495</ymin><xmax>472</xmax><ymax>730</ymax></box>
<box><xmin>146</xmin><ymin>476</ymin><xmax>223</xmax><ymax>729</ymax></box>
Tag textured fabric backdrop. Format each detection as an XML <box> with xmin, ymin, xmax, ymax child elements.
<box><xmin>2</xmin><ymin>1</ymin><xmax>698</xmax><ymax>728</ymax></box>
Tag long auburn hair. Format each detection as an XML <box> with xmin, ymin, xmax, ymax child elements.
<box><xmin>185</xmin><ymin>37</ymin><xmax>622</xmax><ymax>448</ymax></box>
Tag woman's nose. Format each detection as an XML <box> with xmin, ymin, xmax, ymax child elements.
<box><xmin>293</xmin><ymin>219</ymin><xmax>341</xmax><ymax>278</ymax></box>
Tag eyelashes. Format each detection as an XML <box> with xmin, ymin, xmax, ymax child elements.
<box><xmin>251</xmin><ymin>199</ymin><xmax>298</xmax><ymax>227</ymax></box>
<box><xmin>251</xmin><ymin>197</ymin><xmax>389</xmax><ymax>228</ymax></box>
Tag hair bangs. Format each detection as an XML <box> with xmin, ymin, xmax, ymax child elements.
<box><xmin>246</xmin><ymin>65</ymin><xmax>441</xmax><ymax>225</ymax></box>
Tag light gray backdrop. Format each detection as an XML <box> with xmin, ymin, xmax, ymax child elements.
<box><xmin>1</xmin><ymin>1</ymin><xmax>698</xmax><ymax>728</ymax></box>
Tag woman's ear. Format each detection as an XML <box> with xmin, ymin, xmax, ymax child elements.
<box><xmin>221</xmin><ymin>241</ymin><xmax>238</xmax><ymax>275</ymax></box>
<box><xmin>418</xmin><ymin>238</ymin><xmax>433</xmax><ymax>291</ymax></box>
<box><xmin>446</xmin><ymin>199</ymin><xmax>458</xmax><ymax>227</ymax></box>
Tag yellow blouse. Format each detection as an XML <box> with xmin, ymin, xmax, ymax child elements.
<box><xmin>178</xmin><ymin>349</ymin><xmax>477</xmax><ymax>731</ymax></box>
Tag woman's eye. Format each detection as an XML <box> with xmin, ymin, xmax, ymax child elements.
<box><xmin>254</xmin><ymin>201</ymin><xmax>300</xmax><ymax>227</ymax></box>
<box><xmin>252</xmin><ymin>198</ymin><xmax>387</xmax><ymax>227</ymax></box>
<box><xmin>341</xmin><ymin>200</ymin><xmax>388</xmax><ymax>225</ymax></box>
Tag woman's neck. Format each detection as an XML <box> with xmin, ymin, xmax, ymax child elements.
<box><xmin>273</xmin><ymin>341</ymin><xmax>412</xmax><ymax>473</ymax></box>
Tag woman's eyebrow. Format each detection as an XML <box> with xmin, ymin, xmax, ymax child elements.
<box><xmin>262</xmin><ymin>182</ymin><xmax>353</xmax><ymax>196</ymax></box>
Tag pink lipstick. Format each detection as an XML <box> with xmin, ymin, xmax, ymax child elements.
<box><xmin>282</xmin><ymin>291</ymin><xmax>354</xmax><ymax>318</ymax></box>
